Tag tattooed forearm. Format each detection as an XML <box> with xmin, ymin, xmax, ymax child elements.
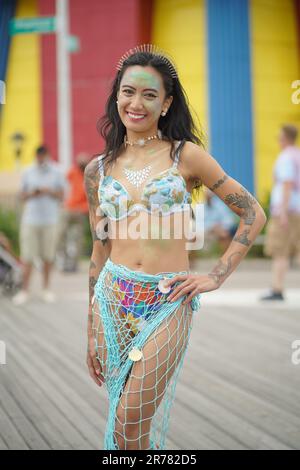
<box><xmin>208</xmin><ymin>251</ymin><xmax>242</xmax><ymax>285</ymax></box>
<box><xmin>209</xmin><ymin>174</ymin><xmax>228</xmax><ymax>191</ymax></box>
<box><xmin>224</xmin><ymin>187</ymin><xmax>256</xmax><ymax>225</ymax></box>
<box><xmin>233</xmin><ymin>229</ymin><xmax>251</xmax><ymax>246</ymax></box>
<box><xmin>84</xmin><ymin>158</ymin><xmax>110</xmax><ymax>247</ymax></box>
<box><xmin>92</xmin><ymin>222</ymin><xmax>109</xmax><ymax>245</ymax></box>
<box><xmin>84</xmin><ymin>158</ymin><xmax>103</xmax><ymax>230</ymax></box>
<box><xmin>89</xmin><ymin>275</ymin><xmax>97</xmax><ymax>301</ymax></box>
<box><xmin>84</xmin><ymin>158</ymin><xmax>111</xmax><ymax>313</ymax></box>
<box><xmin>84</xmin><ymin>160</ymin><xmax>100</xmax><ymax>210</ymax></box>
<box><xmin>89</xmin><ymin>255</ymin><xmax>105</xmax><ymax>308</ymax></box>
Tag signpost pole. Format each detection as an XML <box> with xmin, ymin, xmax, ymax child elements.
<box><xmin>56</xmin><ymin>0</ymin><xmax>72</xmax><ymax>172</ymax></box>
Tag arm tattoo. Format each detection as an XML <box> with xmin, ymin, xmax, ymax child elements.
<box><xmin>89</xmin><ymin>275</ymin><xmax>97</xmax><ymax>301</ymax></box>
<box><xmin>208</xmin><ymin>251</ymin><xmax>242</xmax><ymax>285</ymax></box>
<box><xmin>233</xmin><ymin>229</ymin><xmax>251</xmax><ymax>246</ymax></box>
<box><xmin>224</xmin><ymin>187</ymin><xmax>257</xmax><ymax>225</ymax></box>
<box><xmin>209</xmin><ymin>174</ymin><xmax>228</xmax><ymax>191</ymax></box>
<box><xmin>92</xmin><ymin>222</ymin><xmax>109</xmax><ymax>245</ymax></box>
<box><xmin>84</xmin><ymin>158</ymin><xmax>108</xmax><ymax>247</ymax></box>
<box><xmin>84</xmin><ymin>161</ymin><xmax>99</xmax><ymax>209</ymax></box>
<box><xmin>89</xmin><ymin>261</ymin><xmax>97</xmax><ymax>300</ymax></box>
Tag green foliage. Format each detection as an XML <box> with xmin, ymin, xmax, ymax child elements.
<box><xmin>0</xmin><ymin>207</ymin><xmax>20</xmax><ymax>255</ymax></box>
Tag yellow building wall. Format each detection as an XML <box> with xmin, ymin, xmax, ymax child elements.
<box><xmin>152</xmin><ymin>0</ymin><xmax>208</xmax><ymax>146</ymax></box>
<box><xmin>250</xmin><ymin>0</ymin><xmax>300</xmax><ymax>203</ymax></box>
<box><xmin>0</xmin><ymin>0</ymin><xmax>42</xmax><ymax>172</ymax></box>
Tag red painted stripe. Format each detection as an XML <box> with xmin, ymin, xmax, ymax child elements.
<box><xmin>138</xmin><ymin>0</ymin><xmax>153</xmax><ymax>43</ymax></box>
<box><xmin>38</xmin><ymin>0</ymin><xmax>57</xmax><ymax>161</ymax></box>
<box><xmin>39</xmin><ymin>0</ymin><xmax>152</xmax><ymax>165</ymax></box>
<box><xmin>70</xmin><ymin>0</ymin><xmax>151</xmax><ymax>159</ymax></box>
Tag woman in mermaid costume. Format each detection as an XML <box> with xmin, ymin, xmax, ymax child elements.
<box><xmin>84</xmin><ymin>44</ymin><xmax>267</xmax><ymax>450</ymax></box>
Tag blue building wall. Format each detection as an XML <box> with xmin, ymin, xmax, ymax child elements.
<box><xmin>206</xmin><ymin>0</ymin><xmax>254</xmax><ymax>193</ymax></box>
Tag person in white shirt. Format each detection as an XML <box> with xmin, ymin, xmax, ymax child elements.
<box><xmin>12</xmin><ymin>145</ymin><xmax>65</xmax><ymax>306</ymax></box>
<box><xmin>261</xmin><ymin>125</ymin><xmax>300</xmax><ymax>301</ymax></box>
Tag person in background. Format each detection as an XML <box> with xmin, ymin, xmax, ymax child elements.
<box><xmin>203</xmin><ymin>188</ymin><xmax>238</xmax><ymax>252</ymax></box>
<box><xmin>12</xmin><ymin>145</ymin><xmax>65</xmax><ymax>306</ymax></box>
<box><xmin>261</xmin><ymin>124</ymin><xmax>300</xmax><ymax>301</ymax></box>
<box><xmin>56</xmin><ymin>152</ymin><xmax>90</xmax><ymax>272</ymax></box>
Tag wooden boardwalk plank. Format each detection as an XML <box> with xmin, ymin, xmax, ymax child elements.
<box><xmin>0</xmin><ymin>260</ymin><xmax>299</xmax><ymax>450</ymax></box>
<box><xmin>0</xmin><ymin>382</ymin><xmax>49</xmax><ymax>450</ymax></box>
<box><xmin>0</xmin><ymin>308</ymin><xmax>99</xmax><ymax>450</ymax></box>
<box><xmin>0</xmin><ymin>405</ymin><xmax>28</xmax><ymax>450</ymax></box>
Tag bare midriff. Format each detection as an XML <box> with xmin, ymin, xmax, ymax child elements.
<box><xmin>107</xmin><ymin>211</ymin><xmax>192</xmax><ymax>274</ymax></box>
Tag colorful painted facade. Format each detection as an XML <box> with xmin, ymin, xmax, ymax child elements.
<box><xmin>1</xmin><ymin>0</ymin><xmax>299</xmax><ymax>203</ymax></box>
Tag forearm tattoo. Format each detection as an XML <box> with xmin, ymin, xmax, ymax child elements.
<box><xmin>233</xmin><ymin>228</ymin><xmax>251</xmax><ymax>246</ymax></box>
<box><xmin>208</xmin><ymin>251</ymin><xmax>242</xmax><ymax>285</ymax></box>
<box><xmin>84</xmin><ymin>159</ymin><xmax>108</xmax><ymax>247</ymax></box>
<box><xmin>224</xmin><ymin>187</ymin><xmax>257</xmax><ymax>225</ymax></box>
<box><xmin>89</xmin><ymin>260</ymin><xmax>97</xmax><ymax>302</ymax></box>
<box><xmin>89</xmin><ymin>275</ymin><xmax>97</xmax><ymax>301</ymax></box>
<box><xmin>209</xmin><ymin>173</ymin><xmax>228</xmax><ymax>191</ymax></box>
<box><xmin>85</xmin><ymin>160</ymin><xmax>109</xmax><ymax>308</ymax></box>
<box><xmin>208</xmin><ymin>175</ymin><xmax>257</xmax><ymax>247</ymax></box>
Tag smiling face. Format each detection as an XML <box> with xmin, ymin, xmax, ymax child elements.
<box><xmin>117</xmin><ymin>65</ymin><xmax>173</xmax><ymax>137</ymax></box>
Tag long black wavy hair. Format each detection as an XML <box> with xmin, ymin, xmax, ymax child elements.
<box><xmin>96</xmin><ymin>50</ymin><xmax>205</xmax><ymax>200</ymax></box>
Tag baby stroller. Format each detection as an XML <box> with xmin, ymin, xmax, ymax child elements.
<box><xmin>0</xmin><ymin>239</ymin><xmax>23</xmax><ymax>296</ymax></box>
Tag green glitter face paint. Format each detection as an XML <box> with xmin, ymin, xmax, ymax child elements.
<box><xmin>125</xmin><ymin>70</ymin><xmax>160</xmax><ymax>91</ymax></box>
<box><xmin>120</xmin><ymin>67</ymin><xmax>165</xmax><ymax>118</ymax></box>
<box><xmin>118</xmin><ymin>66</ymin><xmax>173</xmax><ymax>129</ymax></box>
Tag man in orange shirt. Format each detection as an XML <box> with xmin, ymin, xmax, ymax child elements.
<box><xmin>57</xmin><ymin>153</ymin><xmax>90</xmax><ymax>272</ymax></box>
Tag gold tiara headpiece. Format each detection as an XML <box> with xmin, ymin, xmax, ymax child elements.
<box><xmin>116</xmin><ymin>43</ymin><xmax>178</xmax><ymax>79</ymax></box>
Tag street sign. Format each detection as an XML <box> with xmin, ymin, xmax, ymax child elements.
<box><xmin>9</xmin><ymin>17</ymin><xmax>56</xmax><ymax>35</ymax></box>
<box><xmin>68</xmin><ymin>35</ymin><xmax>80</xmax><ymax>53</ymax></box>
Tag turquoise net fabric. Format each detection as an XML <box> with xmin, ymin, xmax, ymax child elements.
<box><xmin>92</xmin><ymin>257</ymin><xmax>201</xmax><ymax>450</ymax></box>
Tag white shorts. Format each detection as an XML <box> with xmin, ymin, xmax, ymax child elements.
<box><xmin>20</xmin><ymin>224</ymin><xmax>59</xmax><ymax>263</ymax></box>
